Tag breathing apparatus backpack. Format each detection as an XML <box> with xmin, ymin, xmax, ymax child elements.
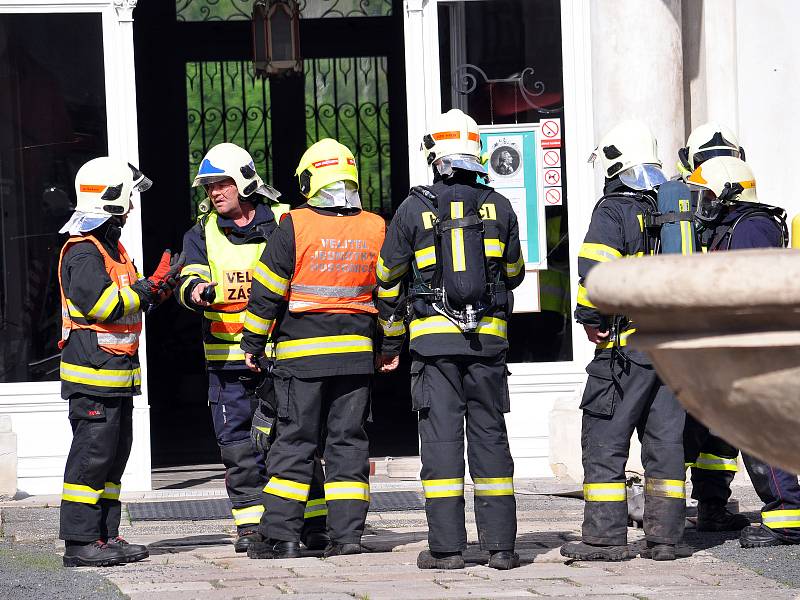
<box><xmin>703</xmin><ymin>201</ymin><xmax>789</xmax><ymax>251</ymax></box>
<box><xmin>406</xmin><ymin>185</ymin><xmax>506</xmax><ymax>332</ymax></box>
<box><xmin>643</xmin><ymin>179</ymin><xmax>699</xmax><ymax>255</ymax></box>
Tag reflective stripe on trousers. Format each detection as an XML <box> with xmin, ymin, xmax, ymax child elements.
<box><xmin>324</xmin><ymin>481</ymin><xmax>370</xmax><ymax>502</ymax></box>
<box><xmin>584</xmin><ymin>482</ymin><xmax>626</xmax><ymax>502</ymax></box>
<box><xmin>232</xmin><ymin>504</ymin><xmax>265</xmax><ymax>526</ymax></box>
<box><xmin>422</xmin><ymin>478</ymin><xmax>464</xmax><ymax>499</ymax></box>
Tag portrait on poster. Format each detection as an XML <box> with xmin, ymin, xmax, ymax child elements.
<box><xmin>486</xmin><ymin>135</ymin><xmax>525</xmax><ymax>188</ymax></box>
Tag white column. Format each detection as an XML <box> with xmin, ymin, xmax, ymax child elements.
<box><xmin>590</xmin><ymin>0</ymin><xmax>685</xmax><ymax>178</ymax></box>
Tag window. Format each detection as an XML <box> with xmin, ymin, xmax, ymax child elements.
<box><xmin>177</xmin><ymin>0</ymin><xmax>392</xmax><ymax>22</ymax></box>
<box><xmin>0</xmin><ymin>13</ymin><xmax>108</xmax><ymax>382</ymax></box>
<box><xmin>438</xmin><ymin>0</ymin><xmax>572</xmax><ymax>363</ymax></box>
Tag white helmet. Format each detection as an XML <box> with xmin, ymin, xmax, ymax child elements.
<box><xmin>74</xmin><ymin>157</ymin><xmax>152</xmax><ymax>217</ymax></box>
<box><xmin>679</xmin><ymin>122</ymin><xmax>744</xmax><ymax>174</ymax></box>
<box><xmin>422</xmin><ymin>109</ymin><xmax>483</xmax><ymax>172</ymax></box>
<box><xmin>687</xmin><ymin>156</ymin><xmax>758</xmax><ymax>204</ymax></box>
<box><xmin>590</xmin><ymin>120</ymin><xmax>665</xmax><ymax>189</ymax></box>
<box><xmin>192</xmin><ymin>142</ymin><xmax>279</xmax><ymax>203</ymax></box>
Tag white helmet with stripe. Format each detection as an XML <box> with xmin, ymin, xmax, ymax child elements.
<box><xmin>422</xmin><ymin>109</ymin><xmax>485</xmax><ymax>174</ymax></box>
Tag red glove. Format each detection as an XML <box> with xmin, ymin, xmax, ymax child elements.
<box><xmin>147</xmin><ymin>250</ymin><xmax>185</xmax><ymax>299</ymax></box>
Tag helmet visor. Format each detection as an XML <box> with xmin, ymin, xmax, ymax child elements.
<box><xmin>434</xmin><ymin>154</ymin><xmax>488</xmax><ymax>178</ymax></box>
<box><xmin>691</xmin><ymin>187</ymin><xmax>723</xmax><ymax>223</ymax></box>
<box><xmin>129</xmin><ymin>163</ymin><xmax>153</xmax><ymax>192</ymax></box>
<box><xmin>618</xmin><ymin>164</ymin><xmax>667</xmax><ymax>191</ymax></box>
<box><xmin>692</xmin><ymin>148</ymin><xmax>741</xmax><ymax>168</ymax></box>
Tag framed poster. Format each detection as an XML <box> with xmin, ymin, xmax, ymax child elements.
<box><xmin>479</xmin><ymin>123</ymin><xmax>548</xmax><ymax>271</ymax></box>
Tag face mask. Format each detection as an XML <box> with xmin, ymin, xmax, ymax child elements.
<box><xmin>308</xmin><ymin>180</ymin><xmax>361</xmax><ymax>209</ymax></box>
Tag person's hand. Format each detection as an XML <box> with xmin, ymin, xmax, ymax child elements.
<box><xmin>150</xmin><ymin>250</ymin><xmax>185</xmax><ymax>301</ymax></box>
<box><xmin>375</xmin><ymin>353</ymin><xmax>400</xmax><ymax>373</ymax></box>
<box><xmin>191</xmin><ymin>281</ymin><xmax>217</xmax><ymax>307</ymax></box>
<box><xmin>583</xmin><ymin>324</ymin><xmax>610</xmax><ymax>344</ymax></box>
<box><xmin>245</xmin><ymin>352</ymin><xmax>262</xmax><ymax>373</ymax></box>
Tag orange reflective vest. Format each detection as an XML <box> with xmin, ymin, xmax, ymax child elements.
<box><xmin>58</xmin><ymin>236</ymin><xmax>142</xmax><ymax>356</ymax></box>
<box><xmin>288</xmin><ymin>208</ymin><xmax>385</xmax><ymax>314</ymax></box>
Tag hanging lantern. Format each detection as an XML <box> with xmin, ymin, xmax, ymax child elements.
<box><xmin>252</xmin><ymin>0</ymin><xmax>302</xmax><ymax>78</ymax></box>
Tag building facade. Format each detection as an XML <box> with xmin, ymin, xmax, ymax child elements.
<box><xmin>0</xmin><ymin>0</ymin><xmax>798</xmax><ymax>494</ymax></box>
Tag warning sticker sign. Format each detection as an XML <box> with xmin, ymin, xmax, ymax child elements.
<box><xmin>545</xmin><ymin>188</ymin><xmax>562</xmax><ymax>206</ymax></box>
<box><xmin>540</xmin><ymin>118</ymin><xmax>561</xmax><ymax>149</ymax></box>
<box><xmin>544</xmin><ymin>169</ymin><xmax>561</xmax><ymax>186</ymax></box>
<box><xmin>543</xmin><ymin>149</ymin><xmax>561</xmax><ymax>168</ymax></box>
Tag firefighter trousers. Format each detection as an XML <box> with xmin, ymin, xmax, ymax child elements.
<box><xmin>60</xmin><ymin>395</ymin><xmax>133</xmax><ymax>542</ymax></box>
<box><xmin>683</xmin><ymin>414</ymin><xmax>739</xmax><ymax>505</ymax></box>
<box><xmin>209</xmin><ymin>370</ymin><xmax>267</xmax><ymax>530</ymax></box>
<box><xmin>261</xmin><ymin>372</ymin><xmax>370</xmax><ymax>544</ymax></box>
<box><xmin>743</xmin><ymin>454</ymin><xmax>800</xmax><ymax>542</ymax></box>
<box><xmin>413</xmin><ymin>353</ymin><xmax>516</xmax><ymax>553</ymax></box>
<box><xmin>580</xmin><ymin>350</ymin><xmax>685</xmax><ymax>546</ymax></box>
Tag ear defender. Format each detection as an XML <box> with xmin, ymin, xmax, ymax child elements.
<box><xmin>299</xmin><ymin>169</ymin><xmax>312</xmax><ymax>196</ymax></box>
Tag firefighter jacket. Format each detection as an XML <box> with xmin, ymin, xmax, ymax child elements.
<box><xmin>240</xmin><ymin>205</ymin><xmax>385</xmax><ymax>378</ymax></box>
<box><xmin>177</xmin><ymin>202</ymin><xmax>279</xmax><ymax>370</ymax></box>
<box><xmin>58</xmin><ymin>232</ymin><xmax>142</xmax><ymax>399</ymax></box>
<box><xmin>574</xmin><ymin>178</ymin><xmax>658</xmax><ymax>352</ymax></box>
<box><xmin>703</xmin><ymin>202</ymin><xmax>786</xmax><ymax>251</ymax></box>
<box><xmin>376</xmin><ymin>177</ymin><xmax>525</xmax><ymax>359</ymax></box>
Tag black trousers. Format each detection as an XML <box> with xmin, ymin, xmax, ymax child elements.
<box><xmin>580</xmin><ymin>350</ymin><xmax>686</xmax><ymax>546</ymax></box>
<box><xmin>261</xmin><ymin>373</ymin><xmax>370</xmax><ymax>544</ymax></box>
<box><xmin>60</xmin><ymin>395</ymin><xmax>133</xmax><ymax>542</ymax></box>
<box><xmin>683</xmin><ymin>414</ymin><xmax>739</xmax><ymax>505</ymax></box>
<box><xmin>743</xmin><ymin>455</ymin><xmax>800</xmax><ymax>542</ymax></box>
<box><xmin>209</xmin><ymin>370</ymin><xmax>268</xmax><ymax>529</ymax></box>
<box><xmin>413</xmin><ymin>353</ymin><xmax>517</xmax><ymax>553</ymax></box>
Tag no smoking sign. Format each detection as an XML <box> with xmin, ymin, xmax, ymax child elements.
<box><xmin>545</xmin><ymin>188</ymin><xmax>562</xmax><ymax>206</ymax></box>
<box><xmin>543</xmin><ymin>149</ymin><xmax>561</xmax><ymax>168</ymax></box>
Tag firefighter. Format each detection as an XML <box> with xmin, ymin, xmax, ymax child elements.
<box><xmin>561</xmin><ymin>120</ymin><xmax>686</xmax><ymax>562</ymax></box>
<box><xmin>177</xmin><ymin>142</ymin><xmax>328</xmax><ymax>553</ymax></box>
<box><xmin>58</xmin><ymin>157</ymin><xmax>182</xmax><ymax>567</ymax></box>
<box><xmin>241</xmin><ymin>138</ymin><xmax>384</xmax><ymax>559</ymax></box>
<box><xmin>687</xmin><ymin>156</ymin><xmax>800</xmax><ymax>548</ymax></box>
<box><xmin>677</xmin><ymin>123</ymin><xmax>750</xmax><ymax>532</ymax></box>
<box><xmin>376</xmin><ymin>109</ymin><xmax>525</xmax><ymax>571</ymax></box>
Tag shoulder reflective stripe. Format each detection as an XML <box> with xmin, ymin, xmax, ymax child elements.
<box><xmin>275</xmin><ymin>335</ymin><xmax>373</xmax><ymax>360</ymax></box>
<box><xmin>578</xmin><ymin>243</ymin><xmax>623</xmax><ymax>263</ymax></box>
<box><xmin>60</xmin><ymin>362</ymin><xmax>141</xmax><ymax>388</ymax></box>
<box><xmin>87</xmin><ymin>283</ymin><xmax>121</xmax><ymax>320</ymax></box>
<box><xmin>379</xmin><ymin>318</ymin><xmax>405</xmax><ymax>337</ymax></box>
<box><xmin>231</xmin><ymin>504</ymin><xmax>265</xmax><ymax>526</ymax></box>
<box><xmin>583</xmin><ymin>482</ymin><xmax>626</xmax><ymax>502</ymax></box>
<box><xmin>324</xmin><ymin>481</ymin><xmax>370</xmax><ymax>502</ymax></box>
<box><xmin>576</xmin><ymin>284</ymin><xmax>596</xmax><ymax>308</ymax></box>
<box><xmin>264</xmin><ymin>477</ymin><xmax>311</xmax><ymax>502</ymax></box>
<box><xmin>762</xmin><ymin>509</ymin><xmax>800</xmax><ymax>529</ymax></box>
<box><xmin>693</xmin><ymin>453</ymin><xmax>738</xmax><ymax>472</ymax></box>
<box><xmin>243</xmin><ymin>310</ymin><xmax>274</xmax><ymax>335</ymax></box>
<box><xmin>473</xmin><ymin>477</ymin><xmax>514</xmax><ymax>496</ymax></box>
<box><xmin>376</xmin><ymin>255</ymin><xmax>409</xmax><ymax>283</ymax></box>
<box><xmin>408</xmin><ymin>316</ymin><xmax>507</xmax><ymax>340</ymax></box>
<box><xmin>183</xmin><ymin>264</ymin><xmax>211</xmax><ymax>281</ymax></box>
<box><xmin>119</xmin><ymin>286</ymin><xmax>141</xmax><ymax>315</ymax></box>
<box><xmin>450</xmin><ymin>202</ymin><xmax>466</xmax><ymax>272</ymax></box>
<box><xmin>422</xmin><ymin>477</ymin><xmax>464</xmax><ymax>498</ymax></box>
<box><xmin>644</xmin><ymin>478</ymin><xmax>685</xmax><ymax>499</ymax></box>
<box><xmin>62</xmin><ymin>483</ymin><xmax>103</xmax><ymax>504</ymax></box>
<box><xmin>253</xmin><ymin>261</ymin><xmax>289</xmax><ymax>297</ymax></box>
<box><xmin>100</xmin><ymin>482</ymin><xmax>121</xmax><ymax>500</ymax></box>
<box><xmin>304</xmin><ymin>498</ymin><xmax>328</xmax><ymax>519</ymax></box>
<box><xmin>290</xmin><ymin>283</ymin><xmax>375</xmax><ymax>297</ymax></box>
<box><xmin>484</xmin><ymin>238</ymin><xmax>505</xmax><ymax>258</ymax></box>
<box><xmin>377</xmin><ymin>282</ymin><xmax>401</xmax><ymax>298</ymax></box>
<box><xmin>414</xmin><ymin>246</ymin><xmax>437</xmax><ymax>269</ymax></box>
<box><xmin>505</xmin><ymin>255</ymin><xmax>524</xmax><ymax>278</ymax></box>
<box><xmin>203</xmin><ymin>343</ymin><xmax>246</xmax><ymax>362</ymax></box>
<box><xmin>596</xmin><ymin>328</ymin><xmax>637</xmax><ymax>350</ymax></box>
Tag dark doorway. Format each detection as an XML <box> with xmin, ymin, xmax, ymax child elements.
<box><xmin>133</xmin><ymin>1</ymin><xmax>416</xmax><ymax>468</ymax></box>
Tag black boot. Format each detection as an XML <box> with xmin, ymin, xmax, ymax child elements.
<box><xmin>302</xmin><ymin>530</ymin><xmax>331</xmax><ymax>551</ymax></box>
<box><xmin>697</xmin><ymin>502</ymin><xmax>751</xmax><ymax>532</ymax></box>
<box><xmin>416</xmin><ymin>550</ymin><xmax>465</xmax><ymax>569</ymax></box>
<box><xmin>560</xmin><ymin>541</ymin><xmax>631</xmax><ymax>561</ymax></box>
<box><xmin>488</xmin><ymin>550</ymin><xmax>520</xmax><ymax>570</ymax></box>
<box><xmin>247</xmin><ymin>539</ymin><xmax>301</xmax><ymax>559</ymax></box>
<box><xmin>105</xmin><ymin>536</ymin><xmax>149</xmax><ymax>563</ymax></box>
<box><xmin>323</xmin><ymin>542</ymin><xmax>363</xmax><ymax>557</ymax></box>
<box><xmin>63</xmin><ymin>540</ymin><xmax>126</xmax><ymax>568</ymax></box>
<box><xmin>639</xmin><ymin>541</ymin><xmax>676</xmax><ymax>561</ymax></box>
<box><xmin>740</xmin><ymin>525</ymin><xmax>797</xmax><ymax>548</ymax></box>
<box><xmin>234</xmin><ymin>529</ymin><xmax>263</xmax><ymax>553</ymax></box>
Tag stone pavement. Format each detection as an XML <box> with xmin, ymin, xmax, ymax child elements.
<box><xmin>2</xmin><ymin>478</ymin><xmax>799</xmax><ymax>599</ymax></box>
